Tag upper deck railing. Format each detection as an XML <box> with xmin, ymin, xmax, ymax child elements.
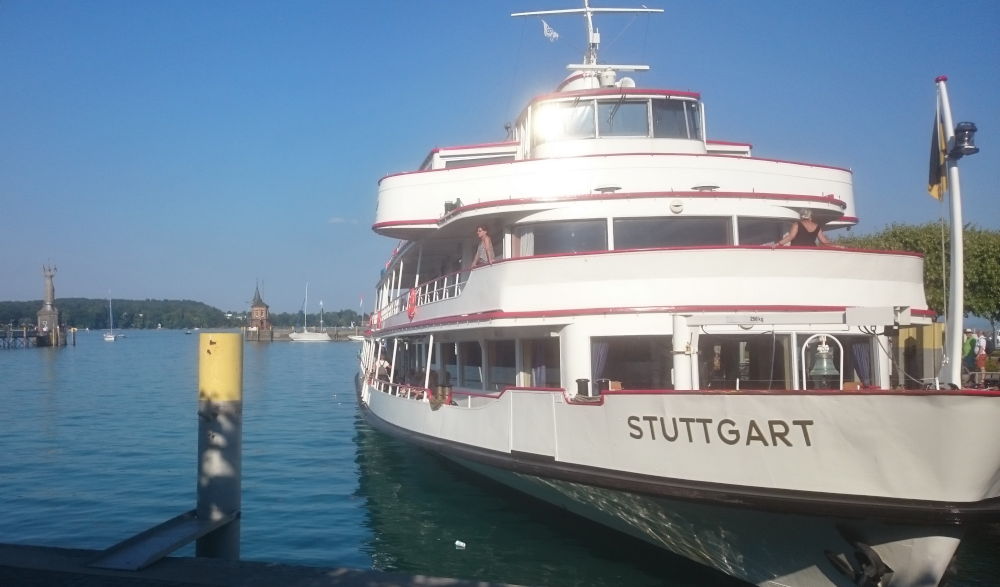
<box><xmin>370</xmin><ymin>245</ymin><xmax>928</xmax><ymax>333</ymax></box>
<box><xmin>376</xmin><ymin>269</ymin><xmax>470</xmax><ymax>325</ymax></box>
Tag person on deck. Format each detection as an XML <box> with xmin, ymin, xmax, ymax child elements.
<box><xmin>376</xmin><ymin>354</ymin><xmax>390</xmax><ymax>380</ymax></box>
<box><xmin>472</xmin><ymin>225</ymin><xmax>495</xmax><ymax>268</ymax></box>
<box><xmin>975</xmin><ymin>330</ymin><xmax>989</xmax><ymax>386</ymax></box>
<box><xmin>962</xmin><ymin>328</ymin><xmax>977</xmax><ymax>385</ymax></box>
<box><xmin>773</xmin><ymin>209</ymin><xmax>836</xmax><ymax>247</ymax></box>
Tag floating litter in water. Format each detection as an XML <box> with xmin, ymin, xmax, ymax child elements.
<box><xmin>454</xmin><ymin>540</ymin><xmax>466</xmax><ymax>549</ymax></box>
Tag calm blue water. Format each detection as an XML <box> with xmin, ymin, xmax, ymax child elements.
<box><xmin>0</xmin><ymin>330</ymin><xmax>996</xmax><ymax>586</ymax></box>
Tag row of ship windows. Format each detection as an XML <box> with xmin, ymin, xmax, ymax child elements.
<box><xmin>436</xmin><ymin>99</ymin><xmax>704</xmax><ymax>169</ymax></box>
<box><xmin>509</xmin><ymin>217</ymin><xmax>792</xmax><ymax>257</ymax></box>
<box><xmin>381</xmin><ymin>333</ymin><xmax>873</xmax><ymax>392</ymax></box>
<box><xmin>531</xmin><ymin>98</ymin><xmax>703</xmax><ymax>145</ymax></box>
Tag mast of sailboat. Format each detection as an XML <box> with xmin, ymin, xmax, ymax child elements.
<box><xmin>935</xmin><ymin>76</ymin><xmax>980</xmax><ymax>386</ymax></box>
<box><xmin>512</xmin><ymin>1</ymin><xmax>661</xmax><ymax>70</ymax></box>
<box><xmin>303</xmin><ymin>282</ymin><xmax>309</xmax><ymax>331</ymax></box>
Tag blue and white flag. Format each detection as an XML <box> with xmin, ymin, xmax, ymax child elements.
<box><xmin>541</xmin><ymin>19</ymin><xmax>559</xmax><ymax>42</ymax></box>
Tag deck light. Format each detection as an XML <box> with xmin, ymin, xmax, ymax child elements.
<box><xmin>950</xmin><ymin>122</ymin><xmax>979</xmax><ymax>159</ymax></box>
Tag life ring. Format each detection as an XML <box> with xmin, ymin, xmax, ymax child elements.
<box><xmin>407</xmin><ymin>288</ymin><xmax>418</xmax><ymax>321</ymax></box>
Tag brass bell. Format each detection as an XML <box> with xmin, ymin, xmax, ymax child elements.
<box><xmin>809</xmin><ymin>337</ymin><xmax>840</xmax><ymax>389</ymax></box>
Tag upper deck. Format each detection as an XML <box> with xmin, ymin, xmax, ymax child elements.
<box><xmin>374</xmin><ymin>81</ymin><xmax>856</xmax><ymax>241</ymax></box>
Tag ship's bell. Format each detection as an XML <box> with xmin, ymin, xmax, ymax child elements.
<box><xmin>809</xmin><ymin>338</ymin><xmax>840</xmax><ymax>379</ymax></box>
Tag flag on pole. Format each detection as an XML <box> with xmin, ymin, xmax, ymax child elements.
<box><xmin>541</xmin><ymin>19</ymin><xmax>559</xmax><ymax>42</ymax></box>
<box><xmin>928</xmin><ymin>101</ymin><xmax>948</xmax><ymax>200</ymax></box>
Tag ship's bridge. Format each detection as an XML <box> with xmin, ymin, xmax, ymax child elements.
<box><xmin>513</xmin><ymin>87</ymin><xmax>749</xmax><ymax>160</ymax></box>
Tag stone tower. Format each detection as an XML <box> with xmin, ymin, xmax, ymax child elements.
<box><xmin>37</xmin><ymin>265</ymin><xmax>60</xmax><ymax>332</ymax></box>
<box><xmin>249</xmin><ymin>285</ymin><xmax>271</xmax><ymax>330</ymax></box>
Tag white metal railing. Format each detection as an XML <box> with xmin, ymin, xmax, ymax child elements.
<box><xmin>375</xmin><ymin>270</ymin><xmax>469</xmax><ymax>325</ymax></box>
<box><xmin>370</xmin><ymin>377</ymin><xmax>429</xmax><ymax>400</ymax></box>
<box><xmin>418</xmin><ymin>271</ymin><xmax>468</xmax><ymax>305</ymax></box>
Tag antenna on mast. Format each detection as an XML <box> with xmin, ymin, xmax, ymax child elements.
<box><xmin>584</xmin><ymin>0</ymin><xmax>598</xmax><ymax>66</ymax></box>
<box><xmin>512</xmin><ymin>1</ymin><xmax>662</xmax><ymax>71</ymax></box>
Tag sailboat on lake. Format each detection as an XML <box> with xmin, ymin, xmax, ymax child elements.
<box><xmin>289</xmin><ymin>283</ymin><xmax>331</xmax><ymax>342</ymax></box>
<box><xmin>103</xmin><ymin>295</ymin><xmax>121</xmax><ymax>342</ymax></box>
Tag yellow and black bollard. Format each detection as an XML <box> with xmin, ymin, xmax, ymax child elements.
<box><xmin>195</xmin><ymin>333</ymin><xmax>243</xmax><ymax>560</ymax></box>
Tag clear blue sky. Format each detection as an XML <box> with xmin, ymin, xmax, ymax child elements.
<box><xmin>2</xmin><ymin>1</ymin><xmax>998</xmax><ymax>314</ymax></box>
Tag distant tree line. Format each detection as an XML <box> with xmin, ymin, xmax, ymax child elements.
<box><xmin>268</xmin><ymin>308</ymin><xmax>365</xmax><ymax>329</ymax></box>
<box><xmin>0</xmin><ymin>298</ymin><xmax>365</xmax><ymax>330</ymax></box>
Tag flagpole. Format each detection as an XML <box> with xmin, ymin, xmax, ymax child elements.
<box><xmin>936</xmin><ymin>75</ymin><xmax>964</xmax><ymax>386</ymax></box>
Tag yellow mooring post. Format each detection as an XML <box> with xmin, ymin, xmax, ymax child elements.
<box><xmin>196</xmin><ymin>332</ymin><xmax>243</xmax><ymax>560</ymax></box>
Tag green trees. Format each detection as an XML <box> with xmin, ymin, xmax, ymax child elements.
<box><xmin>0</xmin><ymin>298</ymin><xmax>228</xmax><ymax>329</ymax></box>
<box><xmin>837</xmin><ymin>223</ymin><xmax>1000</xmax><ymax>330</ymax></box>
<box><xmin>267</xmin><ymin>309</ymin><xmax>363</xmax><ymax>328</ymax></box>
<box><xmin>0</xmin><ymin>298</ymin><xmax>365</xmax><ymax>330</ymax></box>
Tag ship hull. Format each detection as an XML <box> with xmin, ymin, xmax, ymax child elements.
<box><xmin>356</xmin><ymin>374</ymin><xmax>999</xmax><ymax>586</ymax></box>
<box><xmin>454</xmin><ymin>456</ymin><xmax>960</xmax><ymax>587</ymax></box>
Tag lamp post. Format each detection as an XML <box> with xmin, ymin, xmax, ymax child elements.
<box><xmin>935</xmin><ymin>76</ymin><xmax>980</xmax><ymax>386</ymax></box>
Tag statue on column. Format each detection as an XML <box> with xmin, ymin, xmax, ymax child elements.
<box><xmin>38</xmin><ymin>265</ymin><xmax>60</xmax><ymax>336</ymax></box>
<box><xmin>42</xmin><ymin>265</ymin><xmax>57</xmax><ymax>311</ymax></box>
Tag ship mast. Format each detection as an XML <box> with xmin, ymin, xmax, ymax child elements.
<box><xmin>512</xmin><ymin>1</ymin><xmax>662</xmax><ymax>72</ymax></box>
<box><xmin>583</xmin><ymin>0</ymin><xmax>598</xmax><ymax>65</ymax></box>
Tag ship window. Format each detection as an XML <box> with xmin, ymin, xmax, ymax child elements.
<box><xmin>738</xmin><ymin>218</ymin><xmax>791</xmax><ymax>245</ymax></box>
<box><xmin>698</xmin><ymin>334</ymin><xmax>790</xmax><ymax>390</ymax></box>
<box><xmin>613</xmin><ymin>217</ymin><xmax>731</xmax><ymax>248</ymax></box>
<box><xmin>592</xmin><ymin>336</ymin><xmax>674</xmax><ymax>390</ymax></box>
<box><xmin>652</xmin><ymin>100</ymin><xmax>702</xmax><ymax>139</ymax></box>
<box><xmin>440</xmin><ymin>342</ymin><xmax>457</xmax><ymax>386</ymax></box>
<box><xmin>487</xmin><ymin>340</ymin><xmax>517</xmax><ymax>389</ymax></box>
<box><xmin>523</xmin><ymin>338</ymin><xmax>560</xmax><ymax>387</ymax></box>
<box><xmin>443</xmin><ymin>155</ymin><xmax>516</xmax><ymax>169</ymax></box>
<box><xmin>532</xmin><ymin>101</ymin><xmax>596</xmax><ymax>145</ymax></box>
<box><xmin>598</xmin><ymin>100</ymin><xmax>649</xmax><ymax>137</ymax></box>
<box><xmin>516</xmin><ymin>220</ymin><xmax>607</xmax><ymax>256</ymax></box>
<box><xmin>458</xmin><ymin>341</ymin><xmax>483</xmax><ymax>387</ymax></box>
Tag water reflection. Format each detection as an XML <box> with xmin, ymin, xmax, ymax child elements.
<box><xmin>351</xmin><ymin>414</ymin><xmax>998</xmax><ymax>587</ymax></box>
<box><xmin>946</xmin><ymin>524</ymin><xmax>1000</xmax><ymax>586</ymax></box>
<box><xmin>353</xmin><ymin>415</ymin><xmax>745</xmax><ymax>586</ymax></box>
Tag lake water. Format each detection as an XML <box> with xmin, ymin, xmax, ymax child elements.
<box><xmin>1</xmin><ymin>330</ymin><xmax>996</xmax><ymax>586</ymax></box>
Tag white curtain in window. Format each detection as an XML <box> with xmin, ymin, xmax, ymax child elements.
<box><xmin>519</xmin><ymin>230</ymin><xmax>534</xmax><ymax>257</ymax></box>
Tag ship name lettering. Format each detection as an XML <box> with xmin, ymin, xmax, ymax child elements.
<box><xmin>626</xmin><ymin>416</ymin><xmax>814</xmax><ymax>447</ymax></box>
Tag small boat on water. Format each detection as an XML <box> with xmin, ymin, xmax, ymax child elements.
<box><xmin>103</xmin><ymin>295</ymin><xmax>121</xmax><ymax>342</ymax></box>
<box><xmin>289</xmin><ymin>283</ymin><xmax>331</xmax><ymax>342</ymax></box>
<box><xmin>355</xmin><ymin>3</ymin><xmax>999</xmax><ymax>585</ymax></box>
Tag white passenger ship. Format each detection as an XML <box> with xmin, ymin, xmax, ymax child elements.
<box><xmin>356</xmin><ymin>3</ymin><xmax>1000</xmax><ymax>585</ymax></box>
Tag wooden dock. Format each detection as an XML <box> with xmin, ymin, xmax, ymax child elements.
<box><xmin>0</xmin><ymin>543</ymin><xmax>518</xmax><ymax>587</ymax></box>
<box><xmin>0</xmin><ymin>326</ymin><xmax>71</xmax><ymax>349</ymax></box>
